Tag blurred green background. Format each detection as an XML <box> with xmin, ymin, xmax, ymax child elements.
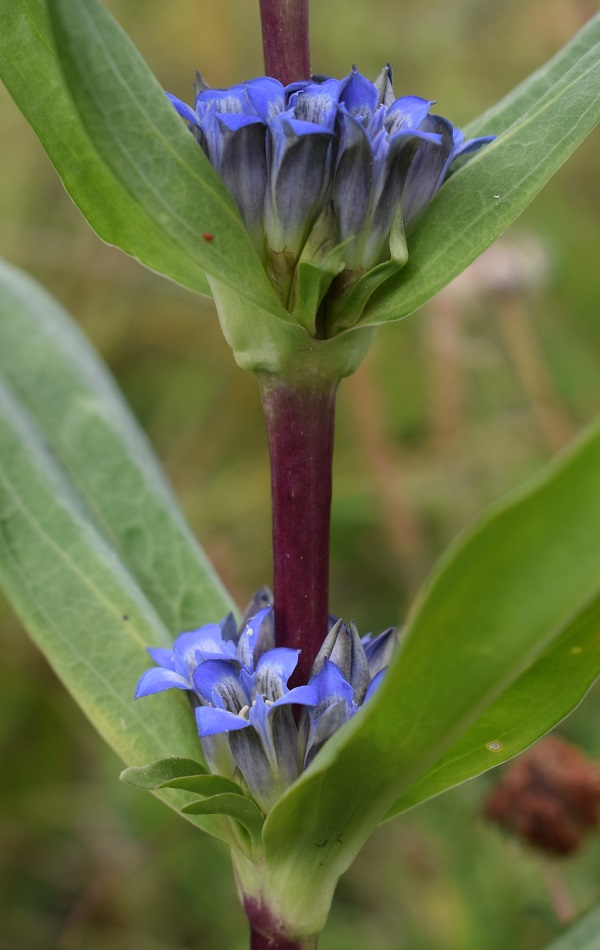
<box><xmin>1</xmin><ymin>0</ymin><xmax>599</xmax><ymax>947</ymax></box>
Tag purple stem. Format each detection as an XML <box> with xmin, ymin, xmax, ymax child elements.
<box><xmin>259</xmin><ymin>0</ymin><xmax>311</xmax><ymax>84</ymax></box>
<box><xmin>250</xmin><ymin>927</ymin><xmax>316</xmax><ymax>950</ymax></box>
<box><xmin>247</xmin><ymin>898</ymin><xmax>318</xmax><ymax>949</ymax></box>
<box><xmin>259</xmin><ymin>376</ymin><xmax>337</xmax><ymax>687</ymax></box>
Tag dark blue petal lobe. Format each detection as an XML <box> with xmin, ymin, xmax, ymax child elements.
<box><xmin>289</xmin><ymin>79</ymin><xmax>341</xmax><ymax>130</ymax></box>
<box><xmin>361</xmin><ymin>627</ymin><xmax>398</xmax><ymax>677</ymax></box>
<box><xmin>384</xmin><ymin>96</ymin><xmax>433</xmax><ymax>135</ymax></box>
<box><xmin>266</xmin><ymin>116</ymin><xmax>333</xmax><ymax>255</ymax></box>
<box><xmin>333</xmin><ymin>112</ymin><xmax>374</xmax><ymax>257</ymax></box>
<box><xmin>401</xmin><ymin>114</ymin><xmax>454</xmax><ymax>228</ymax></box>
<box><xmin>338</xmin><ymin>66</ymin><xmax>378</xmax><ymax>122</ymax></box>
<box><xmin>215</xmin><ymin>117</ymin><xmax>268</xmax><ymax>254</ymax></box>
<box><xmin>364</xmin><ymin>667</ymin><xmax>387</xmax><ymax>703</ymax></box>
<box><xmin>243</xmin><ymin>77</ymin><xmax>285</xmax><ymax>121</ymax></box>
<box><xmin>254</xmin><ymin>648</ymin><xmax>299</xmax><ymax>700</ymax></box>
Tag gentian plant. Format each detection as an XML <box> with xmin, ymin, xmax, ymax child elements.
<box><xmin>0</xmin><ymin>1</ymin><xmax>599</xmax><ymax>947</ymax></box>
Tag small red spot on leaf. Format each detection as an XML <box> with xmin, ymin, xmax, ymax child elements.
<box><xmin>202</xmin><ymin>232</ymin><xmax>214</xmax><ymax>242</ymax></box>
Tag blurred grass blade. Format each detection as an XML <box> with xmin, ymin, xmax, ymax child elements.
<box><xmin>545</xmin><ymin>904</ymin><xmax>600</xmax><ymax>950</ymax></box>
<box><xmin>263</xmin><ymin>423</ymin><xmax>600</xmax><ymax>909</ymax></box>
<box><xmin>360</xmin><ymin>39</ymin><xmax>600</xmax><ymax>328</ymax></box>
<box><xmin>384</xmin><ymin>587</ymin><xmax>600</xmax><ymax>818</ymax></box>
<box><xmin>465</xmin><ymin>12</ymin><xmax>600</xmax><ymax>137</ymax></box>
<box><xmin>0</xmin><ymin>259</ymin><xmax>235</xmax><ymax>633</ymax></box>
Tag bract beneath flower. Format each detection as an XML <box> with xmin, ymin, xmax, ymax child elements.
<box><xmin>135</xmin><ymin>595</ymin><xmax>399</xmax><ymax>813</ymax></box>
<box><xmin>167</xmin><ymin>65</ymin><xmax>494</xmax><ymax>332</ymax></box>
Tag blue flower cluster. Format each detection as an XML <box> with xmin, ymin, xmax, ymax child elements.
<box><xmin>135</xmin><ymin>595</ymin><xmax>397</xmax><ymax>812</ymax></box>
<box><xmin>168</xmin><ymin>65</ymin><xmax>493</xmax><ymax>313</ymax></box>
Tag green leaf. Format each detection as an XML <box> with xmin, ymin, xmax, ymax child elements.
<box><xmin>0</xmin><ymin>260</ymin><xmax>240</xmax><ymax>843</ymax></box>
<box><xmin>120</xmin><ymin>757</ymin><xmax>207</xmax><ymax>789</ymax></box>
<box><xmin>182</xmin><ymin>794</ymin><xmax>265</xmax><ymax>851</ymax></box>
<box><xmin>0</xmin><ymin>377</ymin><xmax>197</xmax><ymax>766</ymax></box>
<box><xmin>545</xmin><ymin>904</ymin><xmax>600</xmax><ymax>950</ymax></box>
<box><xmin>384</xmin><ymin>587</ymin><xmax>600</xmax><ymax>818</ymax></box>
<box><xmin>359</xmin><ymin>33</ymin><xmax>600</xmax><ymax>328</ymax></box>
<box><xmin>0</xmin><ymin>0</ymin><xmax>201</xmax><ymax>297</ymax></box>
<box><xmin>0</xmin><ymin>259</ymin><xmax>234</xmax><ymax>633</ymax></box>
<box><xmin>0</xmin><ymin>375</ymin><xmax>240</xmax><ymax>845</ymax></box>
<box><xmin>258</xmin><ymin>423</ymin><xmax>600</xmax><ymax>936</ymax></box>
<box><xmin>465</xmin><ymin>13</ymin><xmax>600</xmax><ymax>138</ymax></box>
<box><xmin>0</xmin><ymin>0</ymin><xmax>286</xmax><ymax>317</ymax></box>
<box><xmin>162</xmin><ymin>774</ymin><xmax>243</xmax><ymax>797</ymax></box>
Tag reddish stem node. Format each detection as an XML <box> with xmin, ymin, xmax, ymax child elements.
<box><xmin>246</xmin><ymin>897</ymin><xmax>318</xmax><ymax>949</ymax></box>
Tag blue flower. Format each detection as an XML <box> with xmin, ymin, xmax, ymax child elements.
<box><xmin>135</xmin><ymin>601</ymin><xmax>398</xmax><ymax>812</ymax></box>
<box><xmin>167</xmin><ymin>65</ymin><xmax>493</xmax><ymax>313</ymax></box>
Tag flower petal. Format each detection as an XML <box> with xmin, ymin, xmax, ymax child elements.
<box><xmin>146</xmin><ymin>646</ymin><xmax>175</xmax><ymax>670</ymax></box>
<box><xmin>215</xmin><ymin>118</ymin><xmax>268</xmax><ymax>254</ymax></box>
<box><xmin>174</xmin><ymin>625</ymin><xmax>236</xmax><ymax>669</ymax></box>
<box><xmin>308</xmin><ymin>658</ymin><xmax>354</xmax><ymax>719</ymax></box>
<box><xmin>384</xmin><ymin>95</ymin><xmax>434</xmax><ymax>135</ymax></box>
<box><xmin>373</xmin><ymin>64</ymin><xmax>395</xmax><ymax>108</ymax></box>
<box><xmin>254</xmin><ymin>647</ymin><xmax>300</xmax><ymax>700</ymax></box>
<box><xmin>195</xmin><ymin>84</ymin><xmax>251</xmax><ymax>119</ymax></box>
<box><xmin>333</xmin><ymin>111</ymin><xmax>374</xmax><ymax>257</ymax></box>
<box><xmin>237</xmin><ymin>606</ymin><xmax>273</xmax><ymax>671</ymax></box>
<box><xmin>243</xmin><ymin>77</ymin><xmax>285</xmax><ymax>121</ymax></box>
<box><xmin>134</xmin><ymin>667</ymin><xmax>191</xmax><ymax>699</ymax></box>
<box><xmin>401</xmin><ymin>114</ymin><xmax>454</xmax><ymax>228</ymax></box>
<box><xmin>339</xmin><ymin>66</ymin><xmax>378</xmax><ymax>122</ymax></box>
<box><xmin>192</xmin><ymin>659</ymin><xmax>249</xmax><ymax>711</ymax></box>
<box><xmin>361</xmin><ymin>627</ymin><xmax>399</xmax><ymax>678</ymax></box>
<box><xmin>310</xmin><ymin>619</ymin><xmax>371</xmax><ymax>703</ymax></box>
<box><xmin>265</xmin><ymin>116</ymin><xmax>333</xmax><ymax>256</ymax></box>
<box><xmin>195</xmin><ymin>705</ymin><xmax>250</xmax><ymax>737</ymax></box>
<box><xmin>165</xmin><ymin>92</ymin><xmax>200</xmax><ymax>127</ymax></box>
<box><xmin>289</xmin><ymin>78</ymin><xmax>340</xmax><ymax>130</ymax></box>
<box><xmin>364</xmin><ymin>667</ymin><xmax>387</xmax><ymax>703</ymax></box>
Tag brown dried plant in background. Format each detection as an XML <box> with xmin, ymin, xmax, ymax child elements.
<box><xmin>485</xmin><ymin>735</ymin><xmax>600</xmax><ymax>856</ymax></box>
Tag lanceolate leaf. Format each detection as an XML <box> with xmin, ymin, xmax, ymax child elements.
<box><xmin>464</xmin><ymin>12</ymin><xmax>600</xmax><ymax>138</ymax></box>
<box><xmin>359</xmin><ymin>38</ymin><xmax>600</xmax><ymax>328</ymax></box>
<box><xmin>545</xmin><ymin>904</ymin><xmax>600</xmax><ymax>950</ymax></box>
<box><xmin>0</xmin><ymin>0</ymin><xmax>287</xmax><ymax>317</ymax></box>
<box><xmin>0</xmin><ymin>260</ymin><xmax>234</xmax><ymax>633</ymax></box>
<box><xmin>120</xmin><ymin>758</ymin><xmax>207</xmax><ymax>790</ymax></box>
<box><xmin>0</xmin><ymin>260</ymin><xmax>240</xmax><ymax>842</ymax></box>
<box><xmin>0</xmin><ymin>377</ymin><xmax>240</xmax><ymax>841</ymax></box>
<box><xmin>182</xmin><ymin>794</ymin><xmax>265</xmax><ymax>852</ymax></box>
<box><xmin>0</xmin><ymin>0</ymin><xmax>209</xmax><ymax>297</ymax></box>
<box><xmin>261</xmin><ymin>423</ymin><xmax>600</xmax><ymax>930</ymax></box>
<box><xmin>384</xmin><ymin>587</ymin><xmax>600</xmax><ymax>819</ymax></box>
<box><xmin>161</xmin><ymin>775</ymin><xmax>243</xmax><ymax>797</ymax></box>
<box><xmin>47</xmin><ymin>0</ymin><xmax>285</xmax><ymax>315</ymax></box>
